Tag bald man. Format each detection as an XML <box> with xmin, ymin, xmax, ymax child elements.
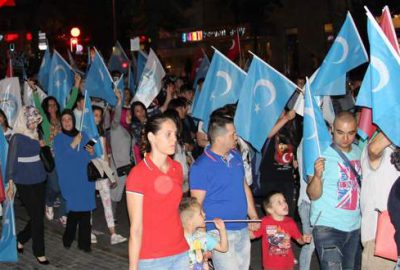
<box><xmin>307</xmin><ymin>112</ymin><xmax>362</xmax><ymax>270</ymax></box>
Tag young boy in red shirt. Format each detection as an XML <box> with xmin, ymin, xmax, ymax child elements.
<box><xmin>251</xmin><ymin>191</ymin><xmax>312</xmax><ymax>270</ymax></box>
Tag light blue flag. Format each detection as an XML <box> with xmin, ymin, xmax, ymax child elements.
<box><xmin>191</xmin><ymin>85</ymin><xmax>201</xmax><ymax>116</ymax></box>
<box><xmin>303</xmin><ymin>78</ymin><xmax>332</xmax><ymax>177</ymax></box>
<box><xmin>48</xmin><ymin>50</ymin><xmax>74</xmax><ymax>109</ymax></box>
<box><xmin>193</xmin><ymin>49</ymin><xmax>246</xmax><ymax>129</ymax></box>
<box><xmin>193</xmin><ymin>54</ymin><xmax>210</xmax><ymax>89</ymax></box>
<box><xmin>234</xmin><ymin>54</ymin><xmax>296</xmax><ymax>151</ymax></box>
<box><xmin>85</xmin><ymin>48</ymin><xmax>117</xmax><ymax>106</ymax></box>
<box><xmin>0</xmin><ymin>199</ymin><xmax>17</xmax><ymax>262</ymax></box>
<box><xmin>108</xmin><ymin>41</ymin><xmax>130</xmax><ymax>74</ymax></box>
<box><xmin>355</xmin><ymin>65</ymin><xmax>372</xmax><ymax>108</ymax></box>
<box><xmin>311</xmin><ymin>12</ymin><xmax>368</xmax><ymax>96</ymax></box>
<box><xmin>361</xmin><ymin>10</ymin><xmax>400</xmax><ymax>146</ymax></box>
<box><xmin>116</xmin><ymin>74</ymin><xmax>125</xmax><ymax>91</ymax></box>
<box><xmin>80</xmin><ymin>91</ymin><xmax>103</xmax><ymax>158</ymax></box>
<box><xmin>133</xmin><ymin>49</ymin><xmax>166</xmax><ymax>108</ymax></box>
<box><xmin>136</xmin><ymin>50</ymin><xmax>148</xmax><ymax>84</ymax></box>
<box><xmin>38</xmin><ymin>48</ymin><xmax>51</xmax><ymax>92</ymax></box>
<box><xmin>0</xmin><ymin>127</ymin><xmax>8</xmax><ymax>182</ymax></box>
<box><xmin>309</xmin><ymin>68</ymin><xmax>347</xmax><ymax>97</ymax></box>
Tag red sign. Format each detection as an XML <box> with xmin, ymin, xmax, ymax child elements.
<box><xmin>0</xmin><ymin>0</ymin><xmax>16</xmax><ymax>7</ymax></box>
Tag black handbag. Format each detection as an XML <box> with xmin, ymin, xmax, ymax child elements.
<box><xmin>87</xmin><ymin>161</ymin><xmax>104</xmax><ymax>182</ymax></box>
<box><xmin>116</xmin><ymin>164</ymin><xmax>133</xmax><ymax>177</ymax></box>
<box><xmin>40</xmin><ymin>146</ymin><xmax>55</xmax><ymax>172</ymax></box>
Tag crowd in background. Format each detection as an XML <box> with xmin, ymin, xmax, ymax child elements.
<box><xmin>0</xmin><ymin>49</ymin><xmax>399</xmax><ymax>270</ymax></box>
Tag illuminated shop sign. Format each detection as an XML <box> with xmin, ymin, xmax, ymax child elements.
<box><xmin>181</xmin><ymin>27</ymin><xmax>246</xmax><ymax>43</ymax></box>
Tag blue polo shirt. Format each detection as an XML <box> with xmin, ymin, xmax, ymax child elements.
<box><xmin>189</xmin><ymin>147</ymin><xmax>248</xmax><ymax>231</ymax></box>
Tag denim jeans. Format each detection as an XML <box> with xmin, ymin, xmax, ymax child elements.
<box><xmin>138</xmin><ymin>251</ymin><xmax>189</xmax><ymax>270</ymax></box>
<box><xmin>396</xmin><ymin>256</ymin><xmax>400</xmax><ymax>270</ymax></box>
<box><xmin>210</xmin><ymin>227</ymin><xmax>251</xmax><ymax>270</ymax></box>
<box><xmin>45</xmin><ymin>169</ymin><xmax>66</xmax><ymax>217</ymax></box>
<box><xmin>313</xmin><ymin>226</ymin><xmax>360</xmax><ymax>270</ymax></box>
<box><xmin>298</xmin><ymin>200</ymin><xmax>315</xmax><ymax>270</ymax></box>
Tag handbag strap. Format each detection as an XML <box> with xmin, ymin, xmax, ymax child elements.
<box><xmin>330</xmin><ymin>143</ymin><xmax>361</xmax><ymax>186</ymax></box>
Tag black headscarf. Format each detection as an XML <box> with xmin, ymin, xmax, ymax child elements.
<box><xmin>60</xmin><ymin>109</ymin><xmax>79</xmax><ymax>137</ymax></box>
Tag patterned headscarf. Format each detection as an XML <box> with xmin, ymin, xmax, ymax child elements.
<box><xmin>13</xmin><ymin>106</ymin><xmax>42</xmax><ymax>140</ymax></box>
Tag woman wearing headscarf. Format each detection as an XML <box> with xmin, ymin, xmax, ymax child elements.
<box><xmin>28</xmin><ymin>76</ymin><xmax>80</xmax><ymax>225</ymax></box>
<box><xmin>53</xmin><ymin>109</ymin><xmax>96</xmax><ymax>252</ymax></box>
<box><xmin>6</xmin><ymin>106</ymin><xmax>49</xmax><ymax>264</ymax></box>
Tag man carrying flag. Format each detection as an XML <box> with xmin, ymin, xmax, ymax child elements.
<box><xmin>307</xmin><ymin>111</ymin><xmax>361</xmax><ymax>270</ymax></box>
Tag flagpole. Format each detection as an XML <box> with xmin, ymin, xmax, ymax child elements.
<box><xmin>236</xmin><ymin>28</ymin><xmax>243</xmax><ymax>69</ymax></box>
<box><xmin>78</xmin><ymin>91</ymin><xmax>87</xmax><ymax>151</ymax></box>
<box><xmin>205</xmin><ymin>219</ymin><xmax>261</xmax><ymax>223</ymax></box>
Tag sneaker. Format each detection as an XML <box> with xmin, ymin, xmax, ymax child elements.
<box><xmin>45</xmin><ymin>206</ymin><xmax>54</xmax><ymax>221</ymax></box>
<box><xmin>110</xmin><ymin>234</ymin><xmax>127</xmax><ymax>245</ymax></box>
<box><xmin>59</xmin><ymin>216</ymin><xmax>67</xmax><ymax>227</ymax></box>
<box><xmin>91</xmin><ymin>233</ymin><xmax>98</xmax><ymax>244</ymax></box>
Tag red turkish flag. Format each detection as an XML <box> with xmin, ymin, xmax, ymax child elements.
<box><xmin>226</xmin><ymin>32</ymin><xmax>240</xmax><ymax>61</ymax></box>
<box><xmin>380</xmin><ymin>6</ymin><xmax>400</xmax><ymax>54</ymax></box>
<box><xmin>190</xmin><ymin>48</ymin><xmax>205</xmax><ymax>81</ymax></box>
<box><xmin>0</xmin><ymin>0</ymin><xmax>16</xmax><ymax>7</ymax></box>
<box><xmin>358</xmin><ymin>6</ymin><xmax>399</xmax><ymax>140</ymax></box>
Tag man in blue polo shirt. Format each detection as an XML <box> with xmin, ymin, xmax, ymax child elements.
<box><xmin>190</xmin><ymin>114</ymin><xmax>259</xmax><ymax>270</ymax></box>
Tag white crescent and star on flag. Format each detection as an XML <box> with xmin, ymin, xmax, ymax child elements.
<box><xmin>252</xmin><ymin>79</ymin><xmax>276</xmax><ymax>114</ymax></box>
<box><xmin>209</xmin><ymin>70</ymin><xmax>233</xmax><ymax>101</ymax></box>
<box><xmin>370</xmin><ymin>56</ymin><xmax>389</xmax><ymax>93</ymax></box>
<box><xmin>332</xmin><ymin>36</ymin><xmax>349</xmax><ymax>64</ymax></box>
<box><xmin>54</xmin><ymin>65</ymin><xmax>67</xmax><ymax>89</ymax></box>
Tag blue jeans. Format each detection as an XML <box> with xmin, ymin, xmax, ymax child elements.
<box><xmin>138</xmin><ymin>251</ymin><xmax>189</xmax><ymax>270</ymax></box>
<box><xmin>45</xmin><ymin>169</ymin><xmax>66</xmax><ymax>217</ymax></box>
<box><xmin>396</xmin><ymin>256</ymin><xmax>400</xmax><ymax>270</ymax></box>
<box><xmin>313</xmin><ymin>226</ymin><xmax>360</xmax><ymax>270</ymax></box>
<box><xmin>210</xmin><ymin>227</ymin><xmax>250</xmax><ymax>270</ymax></box>
<box><xmin>298</xmin><ymin>200</ymin><xmax>315</xmax><ymax>270</ymax></box>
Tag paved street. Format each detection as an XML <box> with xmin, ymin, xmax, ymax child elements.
<box><xmin>0</xmin><ymin>193</ymin><xmax>319</xmax><ymax>269</ymax></box>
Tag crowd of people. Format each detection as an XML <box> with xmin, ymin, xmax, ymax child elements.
<box><xmin>0</xmin><ymin>52</ymin><xmax>400</xmax><ymax>270</ymax></box>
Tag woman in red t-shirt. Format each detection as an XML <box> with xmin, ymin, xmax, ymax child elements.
<box><xmin>126</xmin><ymin>113</ymin><xmax>189</xmax><ymax>270</ymax></box>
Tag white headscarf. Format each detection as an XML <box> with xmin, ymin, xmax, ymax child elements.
<box><xmin>13</xmin><ymin>106</ymin><xmax>42</xmax><ymax>140</ymax></box>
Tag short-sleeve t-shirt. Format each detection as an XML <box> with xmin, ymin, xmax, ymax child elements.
<box><xmin>310</xmin><ymin>144</ymin><xmax>362</xmax><ymax>232</ymax></box>
<box><xmin>185</xmin><ymin>230</ymin><xmax>218</xmax><ymax>270</ymax></box>
<box><xmin>253</xmin><ymin>215</ymin><xmax>302</xmax><ymax>269</ymax></box>
<box><xmin>125</xmin><ymin>156</ymin><xmax>188</xmax><ymax>259</ymax></box>
<box><xmin>189</xmin><ymin>147</ymin><xmax>248</xmax><ymax>231</ymax></box>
